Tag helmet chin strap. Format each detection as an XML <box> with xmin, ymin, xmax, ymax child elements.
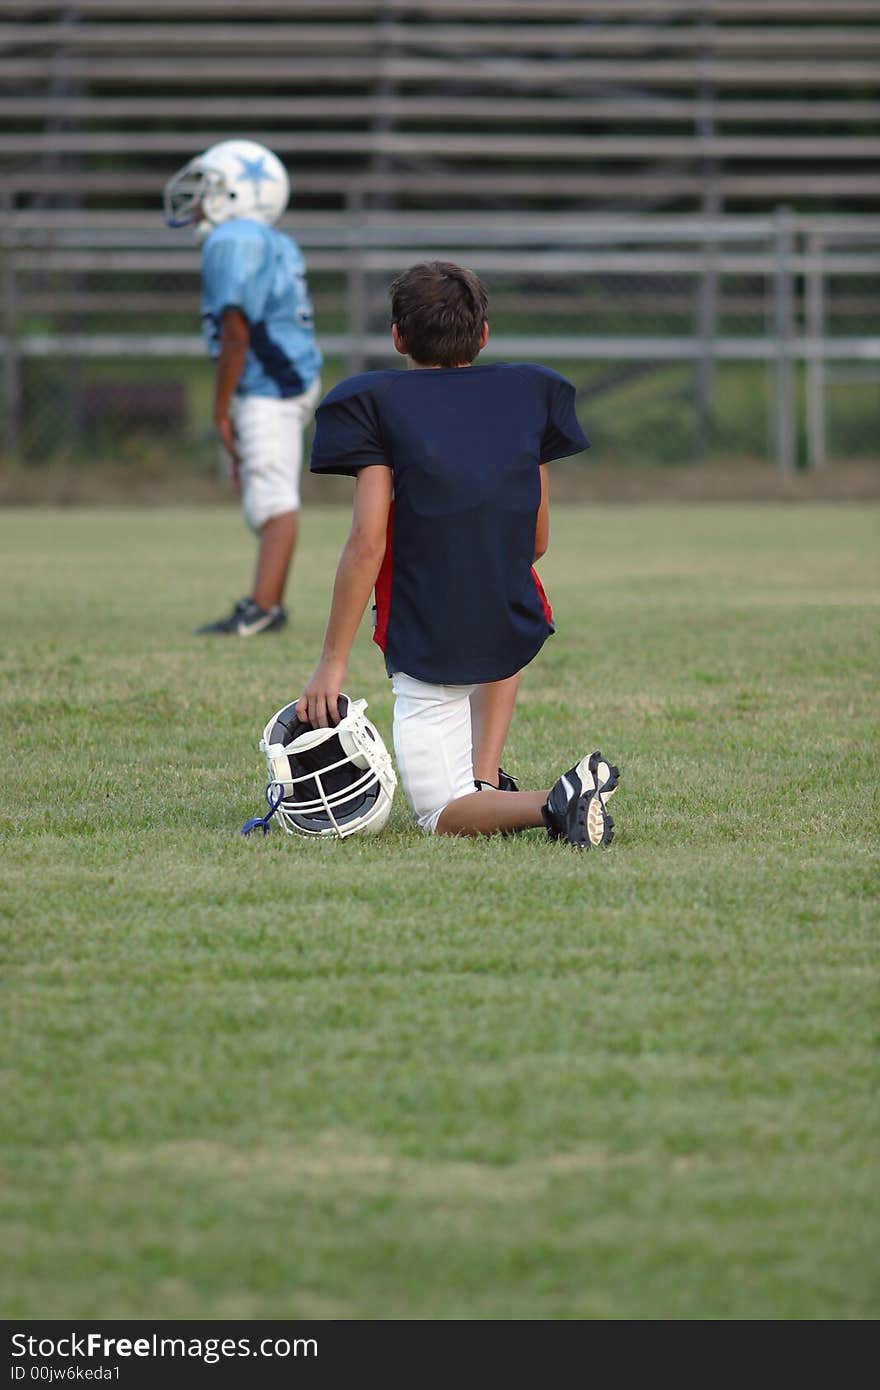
<box><xmin>241</xmin><ymin>781</ymin><xmax>286</xmax><ymax>837</ymax></box>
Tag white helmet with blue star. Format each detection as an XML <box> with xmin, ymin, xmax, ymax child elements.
<box><xmin>164</xmin><ymin>139</ymin><xmax>290</xmax><ymax>235</ymax></box>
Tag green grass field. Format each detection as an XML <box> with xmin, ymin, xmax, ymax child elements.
<box><xmin>1</xmin><ymin>502</ymin><xmax>878</xmax><ymax>1320</ymax></box>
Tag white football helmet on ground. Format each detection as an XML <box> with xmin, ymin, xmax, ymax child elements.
<box><xmin>163</xmin><ymin>138</ymin><xmax>290</xmax><ymax>234</ymax></box>
<box><xmin>242</xmin><ymin>694</ymin><xmax>397</xmax><ymax>840</ymax></box>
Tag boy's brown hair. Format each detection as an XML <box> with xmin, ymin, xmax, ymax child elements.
<box><xmin>389</xmin><ymin>261</ymin><xmax>489</xmax><ymax>368</ymax></box>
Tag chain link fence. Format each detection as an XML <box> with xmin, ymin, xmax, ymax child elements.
<box><xmin>2</xmin><ymin>211</ymin><xmax>879</xmax><ymax>478</ymax></box>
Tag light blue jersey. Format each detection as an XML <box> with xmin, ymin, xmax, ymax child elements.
<box><xmin>201</xmin><ymin>218</ymin><xmax>322</xmax><ymax>399</ymax></box>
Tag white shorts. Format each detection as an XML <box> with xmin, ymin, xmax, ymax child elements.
<box><xmin>233</xmin><ymin>379</ymin><xmax>321</xmax><ymax>532</ymax></box>
<box><xmin>391</xmin><ymin>671</ymin><xmax>480</xmax><ymax>834</ymax></box>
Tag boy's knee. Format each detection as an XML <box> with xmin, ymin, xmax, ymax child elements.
<box><xmin>412</xmin><ymin>802</ymin><xmax>445</xmax><ymax>835</ymax></box>
<box><xmin>409</xmin><ymin>787</ymin><xmax>480</xmax><ymax>835</ymax></box>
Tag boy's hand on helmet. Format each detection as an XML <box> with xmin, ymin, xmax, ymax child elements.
<box><xmin>296</xmin><ymin>657</ymin><xmax>346</xmax><ymax>728</ymax></box>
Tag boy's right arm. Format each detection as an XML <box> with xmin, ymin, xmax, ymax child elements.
<box><xmin>297</xmin><ymin>464</ymin><xmax>392</xmax><ymax>729</ymax></box>
<box><xmin>214</xmin><ymin>308</ymin><xmax>250</xmax><ymax>483</ymax></box>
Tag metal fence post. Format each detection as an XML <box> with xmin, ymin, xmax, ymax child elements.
<box><xmin>694</xmin><ymin>204</ymin><xmax>720</xmax><ymax>464</ymax></box>
<box><xmin>805</xmin><ymin>231</ymin><xmax>827</xmax><ymax>470</ymax></box>
<box><xmin>694</xmin><ymin>23</ymin><xmax>720</xmax><ymax>464</ymax></box>
<box><xmin>773</xmin><ymin>206</ymin><xmax>797</xmax><ymax>473</ymax></box>
<box><xmin>1</xmin><ymin>190</ymin><xmax>21</xmax><ymax>459</ymax></box>
<box><xmin>346</xmin><ymin>186</ymin><xmax>368</xmax><ymax>375</ymax></box>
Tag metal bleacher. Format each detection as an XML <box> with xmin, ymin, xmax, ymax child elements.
<box><xmin>3</xmin><ymin>0</ymin><xmax>880</xmax><ymax>214</ymax></box>
<box><xmin>1</xmin><ymin>1</ymin><xmax>879</xmax><ymax>471</ymax></box>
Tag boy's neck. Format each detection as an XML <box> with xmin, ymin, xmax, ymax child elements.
<box><xmin>407</xmin><ymin>357</ymin><xmax>474</xmax><ymax>370</ymax></box>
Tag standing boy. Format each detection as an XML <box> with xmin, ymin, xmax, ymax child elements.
<box><xmin>297</xmin><ymin>261</ymin><xmax>618</xmax><ymax>846</ymax></box>
<box><xmin>164</xmin><ymin>139</ymin><xmax>322</xmax><ymax>636</ymax></box>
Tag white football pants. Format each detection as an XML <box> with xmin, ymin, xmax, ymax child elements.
<box><xmin>233</xmin><ymin>379</ymin><xmax>321</xmax><ymax>532</ymax></box>
<box><xmin>391</xmin><ymin>671</ymin><xmax>482</xmax><ymax>834</ymax></box>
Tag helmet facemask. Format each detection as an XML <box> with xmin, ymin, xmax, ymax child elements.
<box><xmin>163</xmin><ymin>158</ymin><xmax>204</xmax><ymax>229</ymax></box>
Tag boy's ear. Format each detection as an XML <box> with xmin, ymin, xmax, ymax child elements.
<box><xmin>479</xmin><ymin>320</ymin><xmax>489</xmax><ymax>351</ymax></box>
<box><xmin>391</xmin><ymin>322</ymin><xmax>407</xmax><ymax>356</ymax></box>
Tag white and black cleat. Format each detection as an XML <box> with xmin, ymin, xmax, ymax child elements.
<box><xmin>544</xmin><ymin>749</ymin><xmax>619</xmax><ymax>849</ymax></box>
<box><xmin>194</xmin><ymin>596</ymin><xmax>287</xmax><ymax>637</ymax></box>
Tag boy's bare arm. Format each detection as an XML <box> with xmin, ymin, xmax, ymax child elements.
<box><xmin>534</xmin><ymin>464</ymin><xmax>549</xmax><ymax>559</ymax></box>
<box><xmin>297</xmin><ymin>464</ymin><xmax>393</xmax><ymax>728</ymax></box>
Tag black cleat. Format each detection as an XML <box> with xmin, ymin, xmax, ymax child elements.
<box><xmin>474</xmin><ymin>766</ymin><xmax>520</xmax><ymax>793</ymax></box>
<box><xmin>194</xmin><ymin>597</ymin><xmax>287</xmax><ymax>637</ymax></box>
<box><xmin>543</xmin><ymin>750</ymin><xmax>619</xmax><ymax>849</ymax></box>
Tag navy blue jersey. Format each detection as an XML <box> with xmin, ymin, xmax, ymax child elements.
<box><xmin>201</xmin><ymin>218</ymin><xmax>321</xmax><ymax>399</ymax></box>
<box><xmin>310</xmin><ymin>362</ymin><xmax>589</xmax><ymax>685</ymax></box>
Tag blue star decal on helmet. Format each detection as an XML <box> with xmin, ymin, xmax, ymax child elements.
<box><xmin>236</xmin><ymin>154</ymin><xmax>278</xmax><ymax>195</ymax></box>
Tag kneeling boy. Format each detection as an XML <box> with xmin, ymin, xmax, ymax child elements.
<box><xmin>297</xmin><ymin>261</ymin><xmax>618</xmax><ymax>846</ymax></box>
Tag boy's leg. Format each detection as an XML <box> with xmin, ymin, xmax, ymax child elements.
<box><xmin>252</xmin><ymin>510</ymin><xmax>298</xmax><ymax>611</ymax></box>
<box><xmin>239</xmin><ymin>381</ymin><xmax>321</xmax><ymax>611</ymax></box>
<box><xmin>470</xmin><ymin>673</ymin><xmax>521</xmax><ymax>786</ymax></box>
<box><xmin>392</xmin><ymin>671</ymin><xmax>550</xmax><ymax>837</ymax></box>
<box><xmin>195</xmin><ymin>383</ymin><xmax>320</xmax><ymax>635</ymax></box>
<box><xmin>438</xmin><ymin>751</ymin><xmax>619</xmax><ymax>843</ymax></box>
<box><xmin>436</xmin><ymin>787</ymin><xmax>548</xmax><ymax>837</ymax></box>
<box><xmin>392</xmin><ymin>672</ymin><xmax>619</xmax><ymax>845</ymax></box>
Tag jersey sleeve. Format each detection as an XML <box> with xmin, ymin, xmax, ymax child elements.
<box><xmin>539</xmin><ymin>373</ymin><xmax>590</xmax><ymax>462</ymax></box>
<box><xmin>201</xmin><ymin>225</ymin><xmax>270</xmax><ymax>325</ymax></box>
<box><xmin>310</xmin><ymin>383</ymin><xmax>389</xmax><ymax>477</ymax></box>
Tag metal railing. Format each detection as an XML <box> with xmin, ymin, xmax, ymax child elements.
<box><xmin>2</xmin><ymin>208</ymin><xmax>878</xmax><ymax>471</ymax></box>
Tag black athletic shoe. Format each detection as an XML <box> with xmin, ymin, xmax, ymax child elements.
<box><xmin>543</xmin><ymin>750</ymin><xmax>619</xmax><ymax>849</ymax></box>
<box><xmin>474</xmin><ymin>767</ymin><xmax>520</xmax><ymax>793</ymax></box>
<box><xmin>193</xmin><ymin>597</ymin><xmax>287</xmax><ymax>637</ymax></box>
